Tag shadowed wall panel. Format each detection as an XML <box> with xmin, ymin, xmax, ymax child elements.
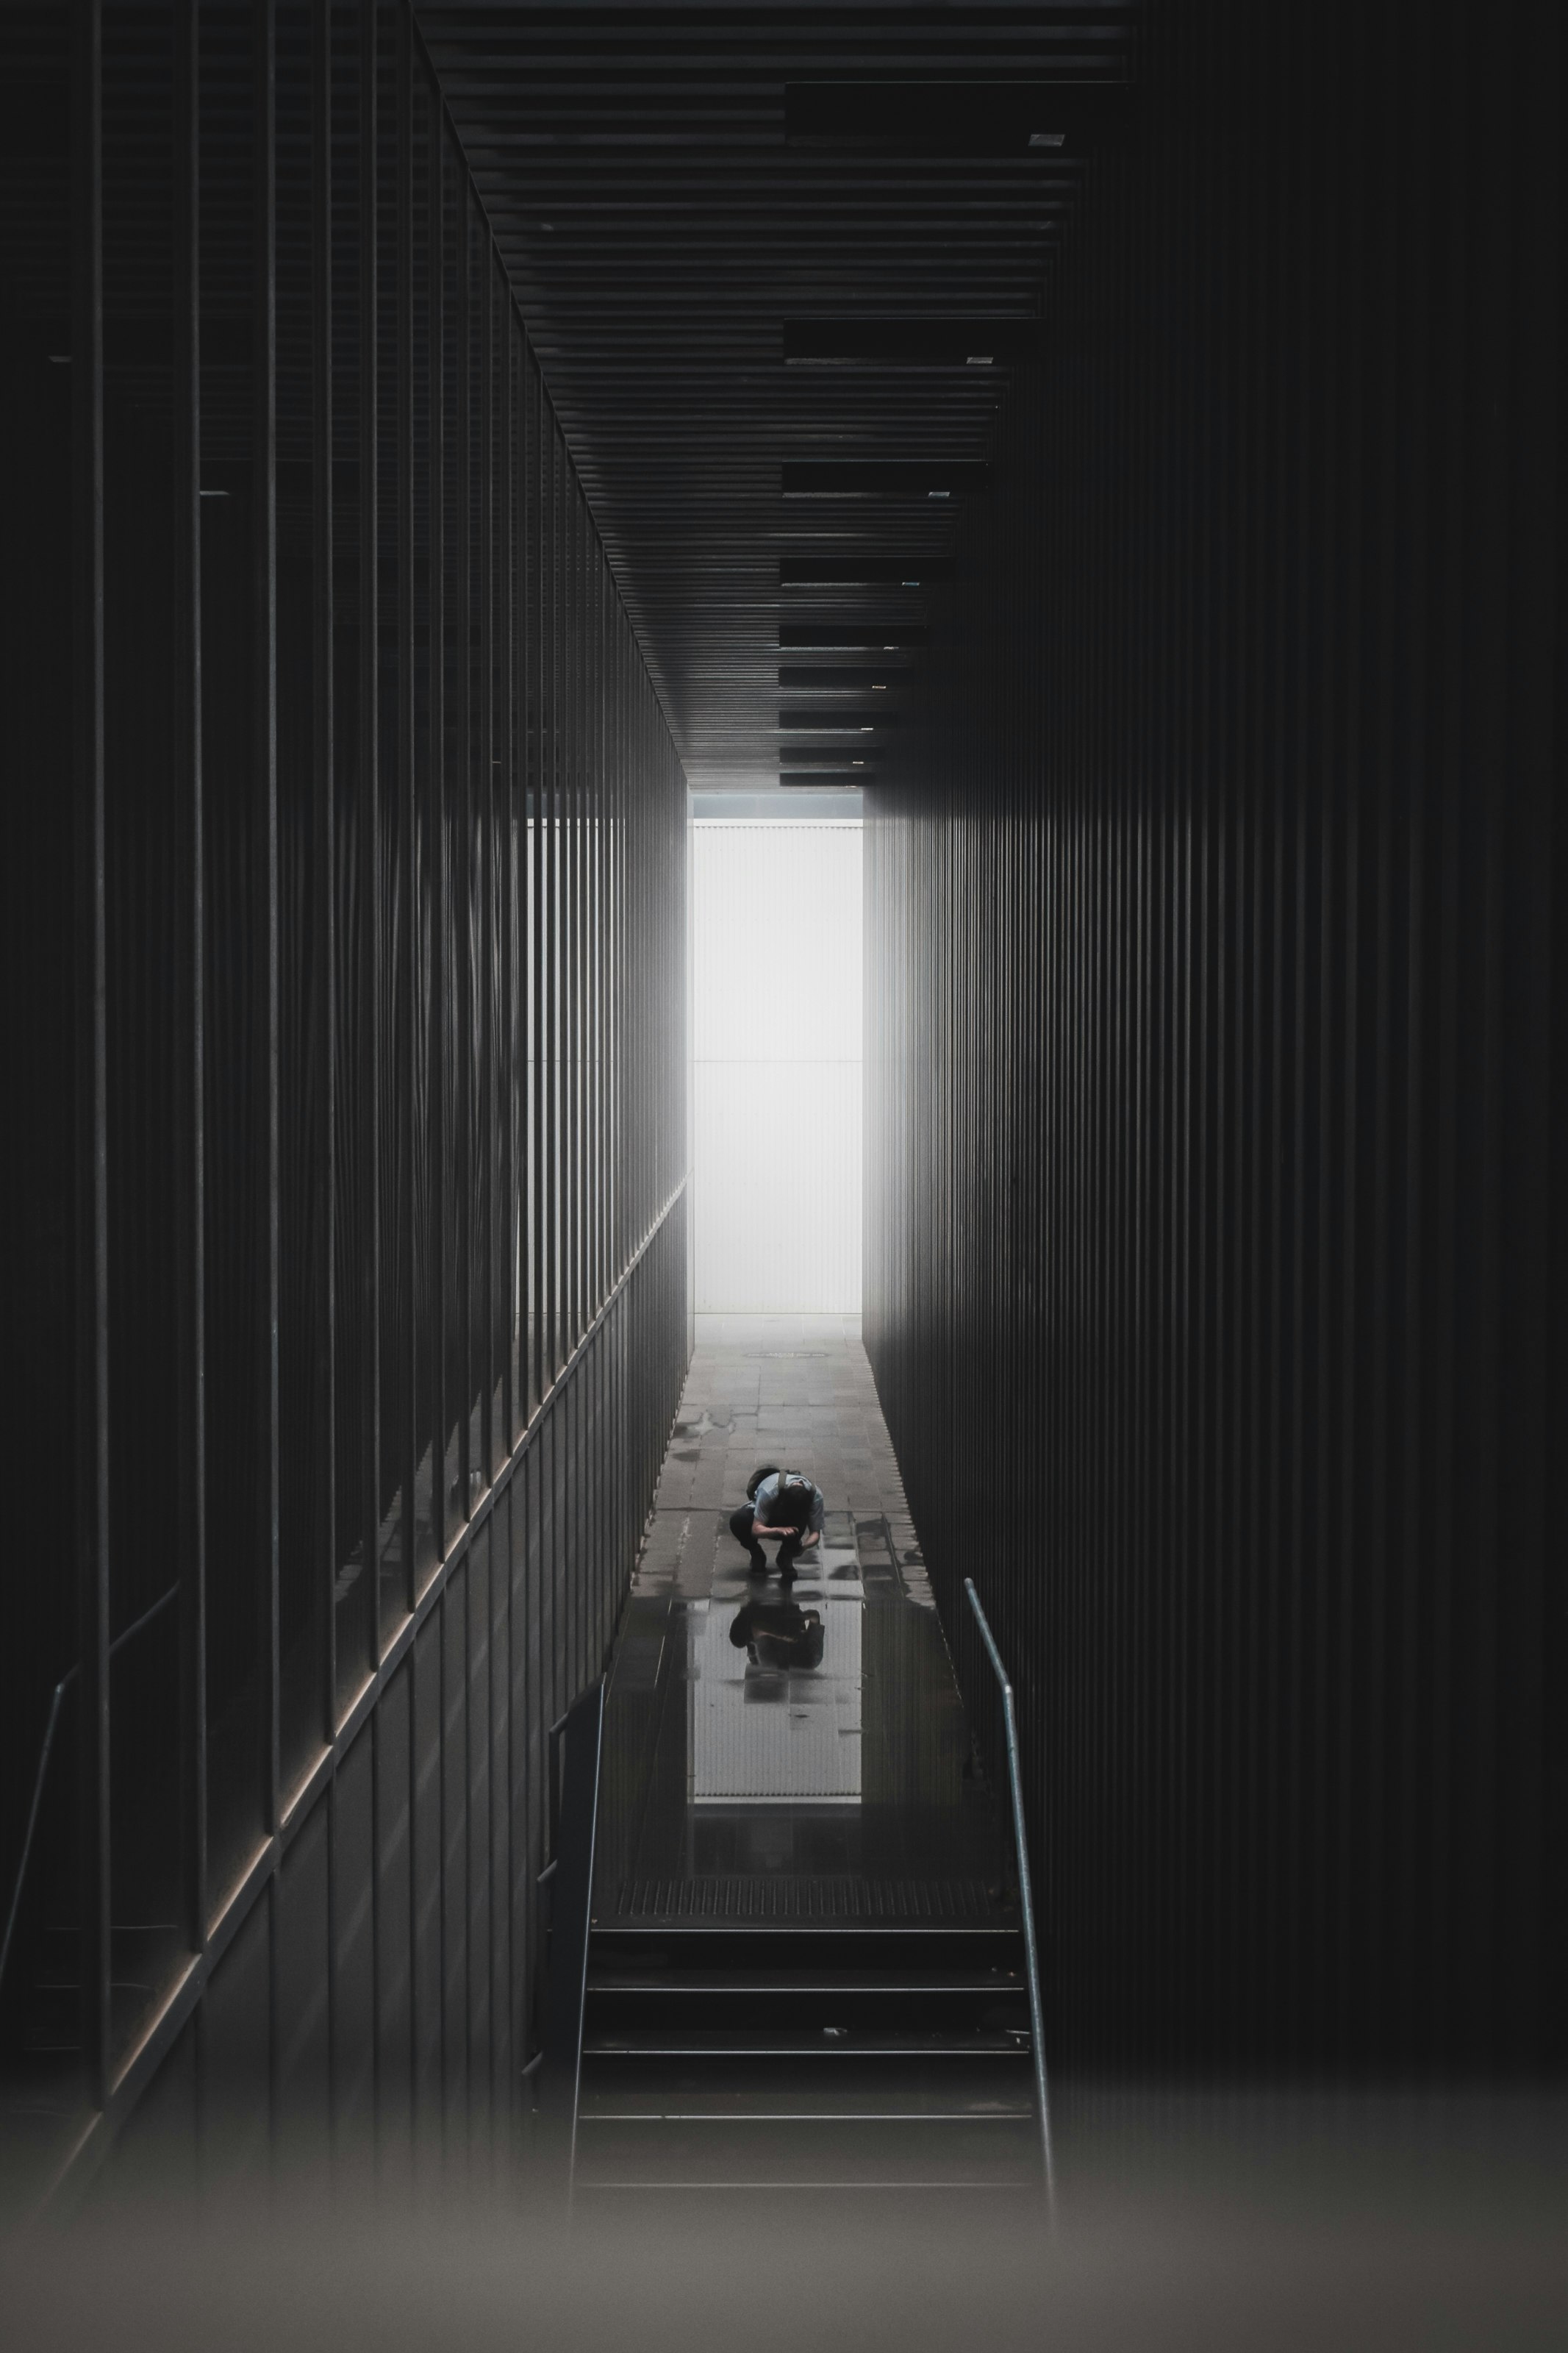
<box><xmin>866</xmin><ymin>0</ymin><xmax>1562</xmax><ymax>2078</ymax></box>
<box><xmin>0</xmin><ymin>0</ymin><xmax>690</xmax><ymax>2201</ymax></box>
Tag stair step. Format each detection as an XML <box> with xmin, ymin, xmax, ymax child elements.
<box><xmin>575</xmin><ymin>2181</ymin><xmax>1041</xmax><ymax>2204</ymax></box>
<box><xmin>587</xmin><ymin>1926</ymin><xmax>1027</xmax><ymax>1976</ymax></box>
<box><xmin>587</xmin><ymin>1967</ymin><xmax>1025</xmax><ymax>1993</ymax></box>
<box><xmin>579</xmin><ymin>2052</ymin><xmax>1031</xmax><ymax>2111</ymax></box>
<box><xmin>580</xmin><ymin>2088</ymin><xmax>1033</xmax><ymax>2121</ymax></box>
<box><xmin>584</xmin><ymin>2027</ymin><xmax>1028</xmax><ymax>2057</ymax></box>
<box><xmin>584</xmin><ymin>1979</ymin><xmax>1028</xmax><ymax>2041</ymax></box>
<box><xmin>605</xmin><ymin>1877</ymin><xmax>1015</xmax><ymax>1930</ymax></box>
<box><xmin>572</xmin><ymin>2113</ymin><xmax>1040</xmax><ymax>2188</ymax></box>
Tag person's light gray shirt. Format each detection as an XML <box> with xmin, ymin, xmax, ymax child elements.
<box><xmin>752</xmin><ymin>1471</ymin><xmax>824</xmax><ymax>1536</ymax></box>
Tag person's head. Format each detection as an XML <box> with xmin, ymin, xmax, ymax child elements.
<box><xmin>772</xmin><ymin>1473</ymin><xmax>813</xmax><ymax>1532</ymax></box>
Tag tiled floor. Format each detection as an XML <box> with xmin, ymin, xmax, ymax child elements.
<box><xmin>645</xmin><ymin>1313</ymin><xmax>921</xmax><ymax>1567</ymax></box>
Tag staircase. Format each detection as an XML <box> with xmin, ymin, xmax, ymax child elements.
<box><xmin>572</xmin><ymin>1921</ymin><xmax>1042</xmax><ymax>2197</ymax></box>
<box><xmin>542</xmin><ymin>1392</ymin><xmax>1055</xmax><ymax>2209</ymax></box>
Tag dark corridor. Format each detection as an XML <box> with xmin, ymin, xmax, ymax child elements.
<box><xmin>0</xmin><ymin>0</ymin><xmax>1562</xmax><ymax>2274</ymax></box>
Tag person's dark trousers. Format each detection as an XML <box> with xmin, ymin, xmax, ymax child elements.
<box><xmin>729</xmin><ymin>1504</ymin><xmax>765</xmax><ymax>1566</ymax></box>
<box><xmin>728</xmin><ymin>1504</ymin><xmax>803</xmax><ymax>1574</ymax></box>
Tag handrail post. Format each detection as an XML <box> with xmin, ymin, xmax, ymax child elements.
<box><xmin>538</xmin><ymin>1679</ymin><xmax>606</xmax><ymax>2199</ymax></box>
<box><xmin>1</xmin><ymin>1583</ymin><xmax>183</xmax><ymax>2008</ymax></box>
<box><xmin>964</xmin><ymin>1578</ymin><xmax>1056</xmax><ymax>2215</ymax></box>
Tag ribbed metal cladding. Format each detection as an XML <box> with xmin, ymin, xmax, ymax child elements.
<box><xmin>1</xmin><ymin>0</ymin><xmax>689</xmax><ymax>2192</ymax></box>
<box><xmin>865</xmin><ymin>0</ymin><xmax>1562</xmax><ymax>2079</ymax></box>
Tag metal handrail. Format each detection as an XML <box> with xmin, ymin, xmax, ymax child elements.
<box><xmin>964</xmin><ymin>1577</ymin><xmax>1056</xmax><ymax>2213</ymax></box>
<box><xmin>537</xmin><ymin>1678</ymin><xmax>606</xmax><ymax>2198</ymax></box>
<box><xmin>0</xmin><ymin>1583</ymin><xmax>179</xmax><ymax>2002</ymax></box>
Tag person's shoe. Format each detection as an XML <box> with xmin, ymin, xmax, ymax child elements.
<box><xmin>746</xmin><ymin>1545</ymin><xmax>767</xmax><ymax>1575</ymax></box>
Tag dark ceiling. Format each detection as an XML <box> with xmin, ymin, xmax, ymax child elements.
<box><xmin>416</xmin><ymin>4</ymin><xmax>1137</xmax><ymax>792</ymax></box>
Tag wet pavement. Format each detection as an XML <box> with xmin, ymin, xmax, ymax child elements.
<box><xmin>593</xmin><ymin>1315</ymin><xmax>1012</xmax><ymax>1929</ymax></box>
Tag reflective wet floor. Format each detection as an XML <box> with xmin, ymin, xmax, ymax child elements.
<box><xmin>594</xmin><ymin>1314</ymin><xmax>1014</xmax><ymax>1927</ymax></box>
<box><xmin>576</xmin><ymin>1318</ymin><xmax>1039</xmax><ymax>2196</ymax></box>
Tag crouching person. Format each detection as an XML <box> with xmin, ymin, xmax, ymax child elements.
<box><xmin>729</xmin><ymin>1464</ymin><xmax>826</xmax><ymax>1576</ymax></box>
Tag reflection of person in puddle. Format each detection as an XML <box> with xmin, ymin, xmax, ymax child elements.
<box><xmin>729</xmin><ymin>1598</ymin><xmax>826</xmax><ymax>1671</ymax></box>
<box><xmin>730</xmin><ymin>1465</ymin><xmax>826</xmax><ymax>1577</ymax></box>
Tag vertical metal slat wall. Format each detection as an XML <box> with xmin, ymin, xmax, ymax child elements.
<box><xmin>865</xmin><ymin>0</ymin><xmax>1562</xmax><ymax>2083</ymax></box>
<box><xmin>0</xmin><ymin>0</ymin><xmax>690</xmax><ymax>2198</ymax></box>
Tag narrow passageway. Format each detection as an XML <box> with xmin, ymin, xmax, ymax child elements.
<box><xmin>598</xmin><ymin>1310</ymin><xmax>1009</xmax><ymax>1915</ymax></box>
<box><xmin>651</xmin><ymin>1314</ymin><xmax>911</xmax><ymax>1582</ymax></box>
<box><xmin>573</xmin><ymin>1316</ymin><xmax>1040</xmax><ymax>2196</ymax></box>
<box><xmin>4</xmin><ymin>0</ymin><xmax>1556</xmax><ymax>2265</ymax></box>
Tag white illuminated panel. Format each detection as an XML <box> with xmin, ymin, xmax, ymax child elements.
<box><xmin>692</xmin><ymin>819</ymin><xmax>862</xmax><ymax>1310</ymax></box>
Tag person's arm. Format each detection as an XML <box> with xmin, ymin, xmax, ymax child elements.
<box><xmin>801</xmin><ymin>1488</ymin><xmax>826</xmax><ymax>1546</ymax></box>
<box><xmin>751</xmin><ymin>1479</ymin><xmax>787</xmax><ymax>1538</ymax></box>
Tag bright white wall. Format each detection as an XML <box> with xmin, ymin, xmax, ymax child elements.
<box><xmin>691</xmin><ymin>818</ymin><xmax>862</xmax><ymax>1311</ymax></box>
